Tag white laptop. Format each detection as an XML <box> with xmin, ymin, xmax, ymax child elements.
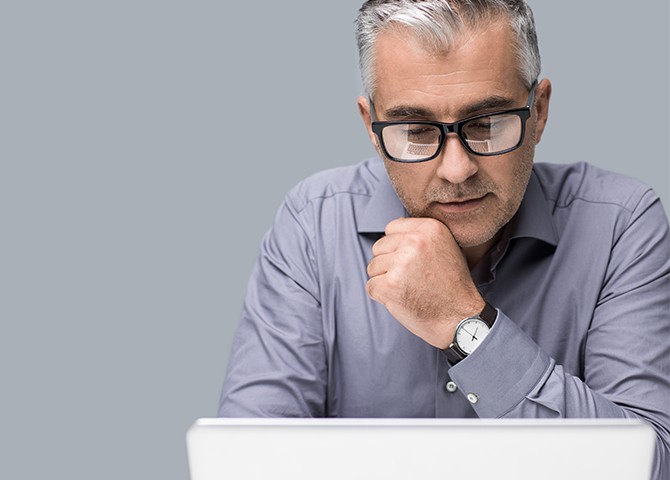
<box><xmin>186</xmin><ymin>418</ymin><xmax>656</xmax><ymax>480</ymax></box>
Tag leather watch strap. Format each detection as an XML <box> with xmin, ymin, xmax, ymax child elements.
<box><xmin>443</xmin><ymin>302</ymin><xmax>497</xmax><ymax>365</ymax></box>
<box><xmin>478</xmin><ymin>302</ymin><xmax>497</xmax><ymax>328</ymax></box>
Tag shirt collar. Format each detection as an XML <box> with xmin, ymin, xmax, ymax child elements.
<box><xmin>508</xmin><ymin>168</ymin><xmax>558</xmax><ymax>247</ymax></box>
<box><xmin>357</xmin><ymin>159</ymin><xmax>558</xmax><ymax>248</ymax></box>
<box><xmin>357</xmin><ymin>159</ymin><xmax>407</xmax><ymax>234</ymax></box>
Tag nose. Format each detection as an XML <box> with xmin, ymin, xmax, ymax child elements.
<box><xmin>434</xmin><ymin>133</ymin><xmax>479</xmax><ymax>184</ymax></box>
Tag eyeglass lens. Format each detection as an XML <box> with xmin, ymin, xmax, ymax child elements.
<box><xmin>381</xmin><ymin>113</ymin><xmax>523</xmax><ymax>161</ymax></box>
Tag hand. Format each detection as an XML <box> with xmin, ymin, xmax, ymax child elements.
<box><xmin>366</xmin><ymin>217</ymin><xmax>485</xmax><ymax>349</ymax></box>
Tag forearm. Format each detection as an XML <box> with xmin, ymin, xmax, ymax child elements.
<box><xmin>449</xmin><ymin>312</ymin><xmax>670</xmax><ymax>478</ymax></box>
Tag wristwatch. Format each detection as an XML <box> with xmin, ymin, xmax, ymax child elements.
<box><xmin>444</xmin><ymin>302</ymin><xmax>498</xmax><ymax>365</ymax></box>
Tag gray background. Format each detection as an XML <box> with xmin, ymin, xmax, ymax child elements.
<box><xmin>2</xmin><ymin>1</ymin><xmax>668</xmax><ymax>479</ymax></box>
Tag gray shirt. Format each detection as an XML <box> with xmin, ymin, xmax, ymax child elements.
<box><xmin>219</xmin><ymin>158</ymin><xmax>670</xmax><ymax>477</ymax></box>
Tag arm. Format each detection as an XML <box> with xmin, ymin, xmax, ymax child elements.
<box><xmin>367</xmin><ymin>190</ymin><xmax>670</xmax><ymax>478</ymax></box>
<box><xmin>218</xmin><ymin>194</ymin><xmax>326</xmax><ymax>417</ymax></box>
<box><xmin>450</xmin><ymin>190</ymin><xmax>670</xmax><ymax>478</ymax></box>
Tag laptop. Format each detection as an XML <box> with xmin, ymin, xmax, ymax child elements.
<box><xmin>186</xmin><ymin>418</ymin><xmax>656</xmax><ymax>480</ymax></box>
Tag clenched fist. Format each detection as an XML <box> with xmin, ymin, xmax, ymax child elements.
<box><xmin>366</xmin><ymin>217</ymin><xmax>485</xmax><ymax>349</ymax></box>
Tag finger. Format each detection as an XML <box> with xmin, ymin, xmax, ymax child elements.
<box><xmin>385</xmin><ymin>216</ymin><xmax>439</xmax><ymax>234</ymax></box>
<box><xmin>365</xmin><ymin>276</ymin><xmax>386</xmax><ymax>305</ymax></box>
<box><xmin>371</xmin><ymin>233</ymin><xmax>404</xmax><ymax>256</ymax></box>
<box><xmin>386</xmin><ymin>217</ymin><xmax>436</xmax><ymax>235</ymax></box>
<box><xmin>367</xmin><ymin>252</ymin><xmax>394</xmax><ymax>278</ymax></box>
<box><xmin>384</xmin><ymin>217</ymin><xmax>418</xmax><ymax>235</ymax></box>
<box><xmin>374</xmin><ymin>228</ymin><xmax>433</xmax><ymax>258</ymax></box>
<box><xmin>386</xmin><ymin>216</ymin><xmax>452</xmax><ymax>238</ymax></box>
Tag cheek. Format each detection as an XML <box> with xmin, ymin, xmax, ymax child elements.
<box><xmin>385</xmin><ymin>160</ymin><xmax>435</xmax><ymax>203</ymax></box>
<box><xmin>498</xmin><ymin>147</ymin><xmax>534</xmax><ymax>206</ymax></box>
<box><xmin>488</xmin><ymin>116</ymin><xmax>537</xmax><ymax>190</ymax></box>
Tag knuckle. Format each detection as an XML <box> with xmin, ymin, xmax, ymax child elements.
<box><xmin>384</xmin><ymin>220</ymin><xmax>399</xmax><ymax>235</ymax></box>
<box><xmin>366</xmin><ymin>259</ymin><xmax>376</xmax><ymax>277</ymax></box>
<box><xmin>422</xmin><ymin>217</ymin><xmax>444</xmax><ymax>235</ymax></box>
<box><xmin>407</xmin><ymin>232</ymin><xmax>428</xmax><ymax>251</ymax></box>
<box><xmin>371</xmin><ymin>237</ymin><xmax>385</xmax><ymax>256</ymax></box>
<box><xmin>385</xmin><ymin>270</ymin><xmax>403</xmax><ymax>291</ymax></box>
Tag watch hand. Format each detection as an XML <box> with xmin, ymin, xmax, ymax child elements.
<box><xmin>472</xmin><ymin>327</ymin><xmax>479</xmax><ymax>341</ymax></box>
<box><xmin>461</xmin><ymin>327</ymin><xmax>475</xmax><ymax>337</ymax></box>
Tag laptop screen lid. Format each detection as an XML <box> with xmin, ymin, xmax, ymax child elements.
<box><xmin>186</xmin><ymin>418</ymin><xmax>655</xmax><ymax>480</ymax></box>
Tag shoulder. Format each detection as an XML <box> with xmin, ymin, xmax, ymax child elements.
<box><xmin>285</xmin><ymin>157</ymin><xmax>385</xmax><ymax>214</ymax></box>
<box><xmin>532</xmin><ymin>162</ymin><xmax>656</xmax><ymax>215</ymax></box>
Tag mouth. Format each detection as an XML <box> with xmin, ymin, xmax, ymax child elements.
<box><xmin>435</xmin><ymin>194</ymin><xmax>489</xmax><ymax>214</ymax></box>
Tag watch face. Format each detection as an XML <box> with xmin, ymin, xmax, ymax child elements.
<box><xmin>455</xmin><ymin>318</ymin><xmax>490</xmax><ymax>354</ymax></box>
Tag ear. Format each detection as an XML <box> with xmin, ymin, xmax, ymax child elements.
<box><xmin>357</xmin><ymin>96</ymin><xmax>381</xmax><ymax>151</ymax></box>
<box><xmin>533</xmin><ymin>78</ymin><xmax>552</xmax><ymax>144</ymax></box>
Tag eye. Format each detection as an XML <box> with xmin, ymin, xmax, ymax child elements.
<box><xmin>467</xmin><ymin>117</ymin><xmax>501</xmax><ymax>131</ymax></box>
<box><xmin>405</xmin><ymin>125</ymin><xmax>440</xmax><ymax>141</ymax></box>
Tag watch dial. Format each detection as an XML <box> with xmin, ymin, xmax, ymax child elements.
<box><xmin>456</xmin><ymin>318</ymin><xmax>490</xmax><ymax>354</ymax></box>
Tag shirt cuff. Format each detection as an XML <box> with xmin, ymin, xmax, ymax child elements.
<box><xmin>448</xmin><ymin>309</ymin><xmax>552</xmax><ymax>418</ymax></box>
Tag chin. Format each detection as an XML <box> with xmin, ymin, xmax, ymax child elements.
<box><xmin>439</xmin><ymin>212</ymin><xmax>507</xmax><ymax>249</ymax></box>
<box><xmin>436</xmin><ymin>199</ymin><xmax>518</xmax><ymax>249</ymax></box>
<box><xmin>450</xmin><ymin>228</ymin><xmax>498</xmax><ymax>249</ymax></box>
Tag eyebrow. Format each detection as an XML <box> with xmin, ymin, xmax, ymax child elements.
<box><xmin>383</xmin><ymin>95</ymin><xmax>518</xmax><ymax>121</ymax></box>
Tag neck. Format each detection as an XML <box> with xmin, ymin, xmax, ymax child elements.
<box><xmin>462</xmin><ymin>232</ymin><xmax>502</xmax><ymax>270</ymax></box>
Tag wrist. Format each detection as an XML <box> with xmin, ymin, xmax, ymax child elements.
<box><xmin>443</xmin><ymin>302</ymin><xmax>497</xmax><ymax>364</ymax></box>
<box><xmin>440</xmin><ymin>298</ymin><xmax>486</xmax><ymax>348</ymax></box>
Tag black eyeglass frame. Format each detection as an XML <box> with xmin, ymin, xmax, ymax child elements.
<box><xmin>369</xmin><ymin>81</ymin><xmax>538</xmax><ymax>163</ymax></box>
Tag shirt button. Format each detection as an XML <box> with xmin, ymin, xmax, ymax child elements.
<box><xmin>445</xmin><ymin>381</ymin><xmax>458</xmax><ymax>393</ymax></box>
<box><xmin>467</xmin><ymin>393</ymin><xmax>479</xmax><ymax>404</ymax></box>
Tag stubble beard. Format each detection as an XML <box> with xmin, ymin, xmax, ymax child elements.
<box><xmin>388</xmin><ymin>141</ymin><xmax>536</xmax><ymax>249</ymax></box>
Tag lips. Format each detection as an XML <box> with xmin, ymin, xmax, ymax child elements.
<box><xmin>435</xmin><ymin>194</ymin><xmax>489</xmax><ymax>213</ymax></box>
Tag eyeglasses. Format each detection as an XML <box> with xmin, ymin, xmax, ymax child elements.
<box><xmin>370</xmin><ymin>82</ymin><xmax>537</xmax><ymax>163</ymax></box>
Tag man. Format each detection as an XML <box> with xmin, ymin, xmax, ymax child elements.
<box><xmin>219</xmin><ymin>0</ymin><xmax>669</xmax><ymax>476</ymax></box>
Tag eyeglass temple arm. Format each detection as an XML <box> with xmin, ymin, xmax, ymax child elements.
<box><xmin>368</xmin><ymin>97</ymin><xmax>378</xmax><ymax>122</ymax></box>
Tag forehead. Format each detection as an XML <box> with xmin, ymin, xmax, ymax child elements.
<box><xmin>373</xmin><ymin>21</ymin><xmax>526</xmax><ymax>118</ymax></box>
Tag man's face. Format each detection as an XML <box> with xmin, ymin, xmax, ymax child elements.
<box><xmin>359</xmin><ymin>21</ymin><xmax>550</xmax><ymax>254</ymax></box>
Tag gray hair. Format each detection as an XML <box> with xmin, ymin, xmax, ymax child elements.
<box><xmin>355</xmin><ymin>0</ymin><xmax>541</xmax><ymax>97</ymax></box>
